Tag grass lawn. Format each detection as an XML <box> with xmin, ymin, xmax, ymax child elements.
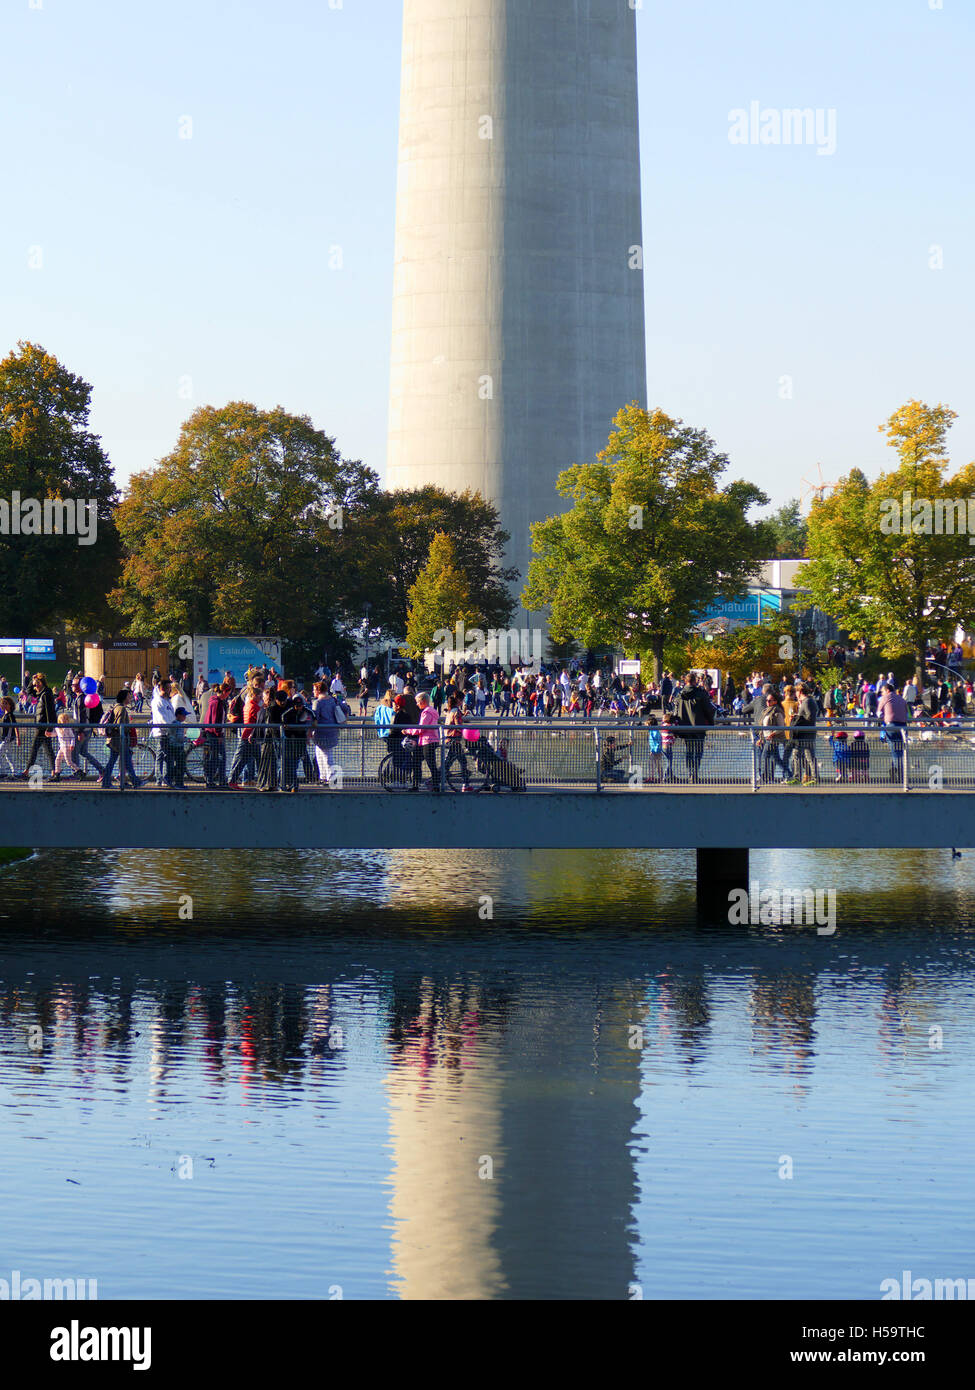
<box><xmin>0</xmin><ymin>847</ymin><xmax>32</xmax><ymax>866</ymax></box>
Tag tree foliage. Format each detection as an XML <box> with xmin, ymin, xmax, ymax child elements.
<box><xmin>364</xmin><ymin>486</ymin><xmax>517</xmax><ymax>637</ymax></box>
<box><xmin>671</xmin><ymin>617</ymin><xmax>798</xmax><ymax>684</ymax></box>
<box><xmin>523</xmin><ymin>403</ymin><xmax>773</xmax><ymax>677</ymax></box>
<box><xmin>766</xmin><ymin>498</ymin><xmax>808</xmax><ymax>558</ymax></box>
<box><xmin>796</xmin><ymin>400</ymin><xmax>975</xmax><ymax>680</ymax></box>
<box><xmin>405</xmin><ymin>531</ymin><xmax>486</xmax><ymax>657</ymax></box>
<box><xmin>112</xmin><ymin>402</ymin><xmax>379</xmax><ymax>653</ymax></box>
<box><xmin>0</xmin><ymin>341</ymin><xmax>121</xmax><ymax>633</ymax></box>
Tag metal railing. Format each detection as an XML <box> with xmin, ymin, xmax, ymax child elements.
<box><xmin>2</xmin><ymin>719</ymin><xmax>975</xmax><ymax>792</ymax></box>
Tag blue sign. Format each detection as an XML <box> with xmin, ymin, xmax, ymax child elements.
<box><xmin>699</xmin><ymin>591</ymin><xmax>781</xmax><ymax>628</ymax></box>
<box><xmin>193</xmin><ymin>636</ymin><xmax>283</xmax><ymax>688</ymax></box>
<box><xmin>0</xmin><ymin>638</ymin><xmax>56</xmax><ymax>657</ymax></box>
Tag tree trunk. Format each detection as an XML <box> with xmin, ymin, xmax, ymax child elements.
<box><xmin>651</xmin><ymin>634</ymin><xmax>665</xmax><ymax>682</ymax></box>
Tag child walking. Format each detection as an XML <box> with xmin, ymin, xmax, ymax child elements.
<box><xmin>52</xmin><ymin>710</ymin><xmax>81</xmax><ymax>779</ymax></box>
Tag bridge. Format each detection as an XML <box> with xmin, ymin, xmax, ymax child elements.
<box><xmin>1</xmin><ymin>721</ymin><xmax>973</xmax><ymax>913</ymax></box>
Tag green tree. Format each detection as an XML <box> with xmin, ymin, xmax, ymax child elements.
<box><xmin>0</xmin><ymin>341</ymin><xmax>121</xmax><ymax>633</ymax></box>
<box><xmin>766</xmin><ymin>498</ymin><xmax>808</xmax><ymax>557</ymax></box>
<box><xmin>796</xmin><ymin>400</ymin><xmax>975</xmax><ymax>682</ymax></box>
<box><xmin>112</xmin><ymin>402</ymin><xmax>379</xmax><ymax>656</ymax></box>
<box><xmin>364</xmin><ymin>486</ymin><xmax>517</xmax><ymax>637</ymax></box>
<box><xmin>405</xmin><ymin>532</ymin><xmax>486</xmax><ymax>658</ymax></box>
<box><xmin>523</xmin><ymin>403</ymin><xmax>773</xmax><ymax>678</ymax></box>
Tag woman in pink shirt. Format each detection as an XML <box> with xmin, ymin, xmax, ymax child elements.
<box><xmin>416</xmin><ymin>693</ymin><xmax>440</xmax><ymax>792</ymax></box>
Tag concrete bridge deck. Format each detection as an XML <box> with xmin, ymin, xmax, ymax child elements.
<box><xmin>0</xmin><ymin>787</ymin><xmax>971</xmax><ymax>851</ymax></box>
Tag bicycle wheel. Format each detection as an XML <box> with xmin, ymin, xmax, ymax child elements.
<box><xmin>132</xmin><ymin>741</ymin><xmax>157</xmax><ymax>781</ymax></box>
<box><xmin>184</xmin><ymin>745</ymin><xmax>206</xmax><ymax>783</ymax></box>
<box><xmin>444</xmin><ymin>742</ymin><xmax>489</xmax><ymax>793</ymax></box>
<box><xmin>379</xmin><ymin>754</ymin><xmax>411</xmax><ymax>793</ymax></box>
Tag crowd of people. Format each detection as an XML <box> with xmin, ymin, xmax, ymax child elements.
<box><xmin>0</xmin><ymin>641</ymin><xmax>971</xmax><ymax>790</ymax></box>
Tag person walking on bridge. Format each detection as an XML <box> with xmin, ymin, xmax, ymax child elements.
<box><xmin>150</xmin><ymin>679</ymin><xmax>176</xmax><ymax>788</ymax></box>
<box><xmin>228</xmin><ymin>677</ymin><xmax>263</xmax><ymax>788</ymax></box>
<box><xmin>786</xmin><ymin>682</ymin><xmax>819</xmax><ymax>786</ymax></box>
<box><xmin>416</xmin><ymin>692</ymin><xmax>440</xmax><ymax>791</ymax></box>
<box><xmin>675</xmin><ymin>673</ymin><xmax>714</xmax><ymax>784</ymax></box>
<box><xmin>100</xmin><ymin>689</ymin><xmax>142</xmax><ymax>790</ymax></box>
<box><xmin>70</xmin><ymin>677</ymin><xmax>105</xmax><ymax>780</ymax></box>
<box><xmin>20</xmin><ymin>673</ymin><xmax>57</xmax><ymax>779</ymax></box>
<box><xmin>202</xmin><ymin>682</ymin><xmax>230</xmax><ymax>788</ymax></box>
<box><xmin>877</xmin><ymin>681</ymin><xmax>909</xmax><ymax>783</ymax></box>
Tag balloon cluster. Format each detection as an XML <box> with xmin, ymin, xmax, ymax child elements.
<box><xmin>79</xmin><ymin>676</ymin><xmax>100</xmax><ymax>709</ymax></box>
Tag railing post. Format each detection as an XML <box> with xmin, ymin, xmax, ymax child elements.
<box><xmin>595</xmin><ymin>724</ymin><xmax>602</xmax><ymax>793</ymax></box>
<box><xmin>902</xmin><ymin>726</ymin><xmax>909</xmax><ymax>792</ymax></box>
<box><xmin>751</xmin><ymin>732</ymin><xmax>759</xmax><ymax>791</ymax></box>
<box><xmin>439</xmin><ymin>726</ymin><xmax>447</xmax><ymax>793</ymax></box>
<box><xmin>360</xmin><ymin>719</ymin><xmax>366</xmax><ymax>783</ymax></box>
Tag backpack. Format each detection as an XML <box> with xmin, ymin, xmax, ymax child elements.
<box><xmin>229</xmin><ymin>693</ymin><xmax>245</xmax><ymax>721</ymax></box>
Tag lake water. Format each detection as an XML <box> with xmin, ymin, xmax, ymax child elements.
<box><xmin>1</xmin><ymin>846</ymin><xmax>973</xmax><ymax>1300</ymax></box>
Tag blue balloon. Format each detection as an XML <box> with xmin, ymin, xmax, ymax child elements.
<box><xmin>80</xmin><ymin>676</ymin><xmax>97</xmax><ymax>695</ymax></box>
<box><xmin>13</xmin><ymin>686</ymin><xmax>20</xmax><ymax>695</ymax></box>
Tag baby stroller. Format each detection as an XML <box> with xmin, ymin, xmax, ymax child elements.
<box><xmin>445</xmin><ymin>730</ymin><xmax>526</xmax><ymax>792</ymax></box>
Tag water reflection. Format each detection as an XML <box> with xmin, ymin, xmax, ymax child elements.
<box><xmin>1</xmin><ymin>847</ymin><xmax>974</xmax><ymax>1298</ymax></box>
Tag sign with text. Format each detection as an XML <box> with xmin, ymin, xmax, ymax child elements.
<box><xmin>0</xmin><ymin>638</ymin><xmax>56</xmax><ymax>658</ymax></box>
<box><xmin>193</xmin><ymin>636</ymin><xmax>283</xmax><ymax>689</ymax></box>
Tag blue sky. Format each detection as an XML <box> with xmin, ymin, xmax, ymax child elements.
<box><xmin>2</xmin><ymin>0</ymin><xmax>972</xmax><ymax>510</ymax></box>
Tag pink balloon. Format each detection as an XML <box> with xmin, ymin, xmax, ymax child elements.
<box><xmin>84</xmin><ymin>693</ymin><xmax>100</xmax><ymax>709</ymax></box>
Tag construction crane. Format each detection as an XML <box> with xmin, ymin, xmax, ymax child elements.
<box><xmin>800</xmin><ymin>462</ymin><xmax>837</xmax><ymax>510</ymax></box>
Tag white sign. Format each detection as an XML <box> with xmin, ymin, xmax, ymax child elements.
<box><xmin>617</xmin><ymin>659</ymin><xmax>642</xmax><ymax>677</ymax></box>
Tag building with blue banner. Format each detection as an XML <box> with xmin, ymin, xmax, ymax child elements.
<box><xmin>698</xmin><ymin>590</ymin><xmax>782</xmax><ymax>630</ymax></box>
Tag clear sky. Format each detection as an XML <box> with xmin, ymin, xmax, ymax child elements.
<box><xmin>2</xmin><ymin>0</ymin><xmax>972</xmax><ymax>511</ymax></box>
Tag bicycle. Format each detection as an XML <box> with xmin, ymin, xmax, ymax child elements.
<box><xmin>379</xmin><ymin>745</ymin><xmax>418</xmax><ymax>792</ymax></box>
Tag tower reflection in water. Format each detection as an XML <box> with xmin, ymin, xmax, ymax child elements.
<box><xmin>0</xmin><ymin>845</ymin><xmax>973</xmax><ymax>1298</ymax></box>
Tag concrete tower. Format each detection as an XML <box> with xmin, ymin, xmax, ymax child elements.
<box><xmin>387</xmin><ymin>0</ymin><xmax>647</xmax><ymax>613</ymax></box>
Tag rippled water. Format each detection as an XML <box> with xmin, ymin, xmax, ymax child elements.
<box><xmin>1</xmin><ymin>847</ymin><xmax>974</xmax><ymax>1299</ymax></box>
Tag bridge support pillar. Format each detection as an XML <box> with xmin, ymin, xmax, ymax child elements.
<box><xmin>696</xmin><ymin>847</ymin><xmax>749</xmax><ymax>920</ymax></box>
